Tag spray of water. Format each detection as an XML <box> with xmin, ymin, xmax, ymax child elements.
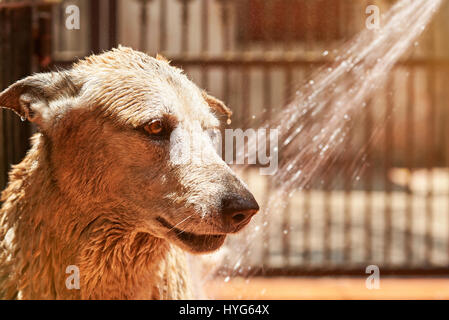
<box><xmin>207</xmin><ymin>0</ymin><xmax>442</xmax><ymax>298</ymax></box>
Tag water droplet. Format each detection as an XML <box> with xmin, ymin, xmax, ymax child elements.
<box><xmin>224</xmin><ymin>276</ymin><xmax>230</xmax><ymax>283</ymax></box>
<box><xmin>322</xmin><ymin>50</ymin><xmax>329</xmax><ymax>57</ymax></box>
<box><xmin>309</xmin><ymin>80</ymin><xmax>315</xmax><ymax>85</ymax></box>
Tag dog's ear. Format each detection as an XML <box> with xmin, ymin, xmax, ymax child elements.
<box><xmin>0</xmin><ymin>71</ymin><xmax>79</xmax><ymax>128</ymax></box>
<box><xmin>202</xmin><ymin>91</ymin><xmax>232</xmax><ymax>122</ymax></box>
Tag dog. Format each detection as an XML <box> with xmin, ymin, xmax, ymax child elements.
<box><xmin>0</xmin><ymin>46</ymin><xmax>259</xmax><ymax>299</ymax></box>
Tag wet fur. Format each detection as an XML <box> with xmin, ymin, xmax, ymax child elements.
<box><xmin>0</xmin><ymin>47</ymin><xmax>253</xmax><ymax>299</ymax></box>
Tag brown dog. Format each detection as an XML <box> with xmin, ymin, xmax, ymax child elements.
<box><xmin>0</xmin><ymin>46</ymin><xmax>258</xmax><ymax>299</ymax></box>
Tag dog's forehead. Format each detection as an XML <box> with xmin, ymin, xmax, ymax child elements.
<box><xmin>75</xmin><ymin>47</ymin><xmax>219</xmax><ymax>128</ymax></box>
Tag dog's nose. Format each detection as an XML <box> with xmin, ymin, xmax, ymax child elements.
<box><xmin>221</xmin><ymin>193</ymin><xmax>259</xmax><ymax>232</ymax></box>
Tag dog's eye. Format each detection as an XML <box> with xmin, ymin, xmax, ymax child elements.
<box><xmin>144</xmin><ymin>120</ymin><xmax>165</xmax><ymax>136</ymax></box>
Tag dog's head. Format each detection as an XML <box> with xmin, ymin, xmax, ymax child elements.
<box><xmin>0</xmin><ymin>47</ymin><xmax>259</xmax><ymax>253</ymax></box>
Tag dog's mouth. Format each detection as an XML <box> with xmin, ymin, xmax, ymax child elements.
<box><xmin>156</xmin><ymin>217</ymin><xmax>226</xmax><ymax>253</ymax></box>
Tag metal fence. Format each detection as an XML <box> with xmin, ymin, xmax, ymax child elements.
<box><xmin>2</xmin><ymin>0</ymin><xmax>449</xmax><ymax>275</ymax></box>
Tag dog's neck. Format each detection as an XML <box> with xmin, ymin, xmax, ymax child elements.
<box><xmin>0</xmin><ymin>134</ymin><xmax>192</xmax><ymax>299</ymax></box>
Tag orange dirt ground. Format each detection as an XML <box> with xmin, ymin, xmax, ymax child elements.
<box><xmin>205</xmin><ymin>277</ymin><xmax>449</xmax><ymax>300</ymax></box>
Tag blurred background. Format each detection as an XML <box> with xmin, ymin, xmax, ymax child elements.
<box><xmin>1</xmin><ymin>0</ymin><xmax>449</xmax><ymax>299</ymax></box>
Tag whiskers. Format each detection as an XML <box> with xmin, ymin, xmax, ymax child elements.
<box><xmin>169</xmin><ymin>214</ymin><xmax>194</xmax><ymax>234</ymax></box>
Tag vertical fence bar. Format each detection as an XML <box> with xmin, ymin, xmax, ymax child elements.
<box><xmin>262</xmin><ymin>28</ymin><xmax>273</xmax><ymax>265</ymax></box>
<box><xmin>90</xmin><ymin>0</ymin><xmax>100</xmax><ymax>54</ymax></box>
<box><xmin>11</xmin><ymin>7</ymin><xmax>19</xmax><ymax>164</ymax></box>
<box><xmin>323</xmin><ymin>165</ymin><xmax>332</xmax><ymax>263</ymax></box>
<box><xmin>262</xmin><ymin>71</ymin><xmax>272</xmax><ymax>267</ymax></box>
<box><xmin>0</xmin><ymin>7</ymin><xmax>9</xmax><ymax>189</ymax></box>
<box><xmin>16</xmin><ymin>5</ymin><xmax>32</xmax><ymax>159</ymax></box>
<box><xmin>343</xmin><ymin>123</ymin><xmax>353</xmax><ymax>263</ymax></box>
<box><xmin>282</xmin><ymin>0</ymin><xmax>293</xmax><ymax>265</ymax></box>
<box><xmin>241</xmin><ymin>68</ymin><xmax>250</xmax><ymax>127</ymax></box>
<box><xmin>180</xmin><ymin>0</ymin><xmax>191</xmax><ymax>54</ymax></box>
<box><xmin>1</xmin><ymin>8</ymin><xmax>10</xmax><ymax>188</ymax></box>
<box><xmin>201</xmin><ymin>0</ymin><xmax>209</xmax><ymax>88</ymax></box>
<box><xmin>321</xmin><ymin>0</ymin><xmax>333</xmax><ymax>264</ymax></box>
<box><xmin>220</xmin><ymin>0</ymin><xmax>231</xmax><ymax>53</ymax></box>
<box><xmin>108</xmin><ymin>0</ymin><xmax>117</xmax><ymax>48</ymax></box>
<box><xmin>13</xmin><ymin>6</ymin><xmax>21</xmax><ymax>161</ymax></box>
<box><xmin>138</xmin><ymin>0</ymin><xmax>149</xmax><ymax>52</ymax></box>
<box><xmin>261</xmin><ymin>0</ymin><xmax>273</xmax><ymax>267</ymax></box>
<box><xmin>219</xmin><ymin>0</ymin><xmax>230</xmax><ymax>104</ymax></box>
<box><xmin>4</xmin><ymin>8</ymin><xmax>14</xmax><ymax>174</ymax></box>
<box><xmin>303</xmin><ymin>181</ymin><xmax>311</xmax><ymax>265</ymax></box>
<box><xmin>240</xmin><ymin>74</ymin><xmax>251</xmax><ymax>267</ymax></box>
<box><xmin>336</xmin><ymin>0</ymin><xmax>344</xmax><ymax>47</ymax></box>
<box><xmin>443</xmin><ymin>66</ymin><xmax>449</xmax><ymax>261</ymax></box>
<box><xmin>283</xmin><ymin>0</ymin><xmax>293</xmax><ymax>53</ymax></box>
<box><xmin>405</xmin><ymin>67</ymin><xmax>415</xmax><ymax>264</ymax></box>
<box><xmin>364</xmin><ymin>98</ymin><xmax>373</xmax><ymax>263</ymax></box>
<box><xmin>159</xmin><ymin>0</ymin><xmax>167</xmax><ymax>52</ymax></box>
<box><xmin>384</xmin><ymin>74</ymin><xmax>394</xmax><ymax>265</ymax></box>
<box><xmin>301</xmin><ymin>0</ymin><xmax>314</xmax><ymax>265</ymax></box>
<box><xmin>304</xmin><ymin>0</ymin><xmax>313</xmax><ymax>54</ymax></box>
<box><xmin>0</xmin><ymin>7</ymin><xmax>5</xmax><ymax>189</ymax></box>
<box><xmin>283</xmin><ymin>72</ymin><xmax>293</xmax><ymax>266</ymax></box>
<box><xmin>338</xmin><ymin>0</ymin><xmax>350</xmax><ymax>264</ymax></box>
<box><xmin>425</xmin><ymin>33</ymin><xmax>436</xmax><ymax>265</ymax></box>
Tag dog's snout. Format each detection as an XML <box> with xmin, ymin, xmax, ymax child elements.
<box><xmin>221</xmin><ymin>193</ymin><xmax>259</xmax><ymax>232</ymax></box>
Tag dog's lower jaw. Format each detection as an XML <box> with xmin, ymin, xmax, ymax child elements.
<box><xmin>156</xmin><ymin>216</ymin><xmax>227</xmax><ymax>254</ymax></box>
<box><xmin>171</xmin><ymin>232</ymin><xmax>227</xmax><ymax>254</ymax></box>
